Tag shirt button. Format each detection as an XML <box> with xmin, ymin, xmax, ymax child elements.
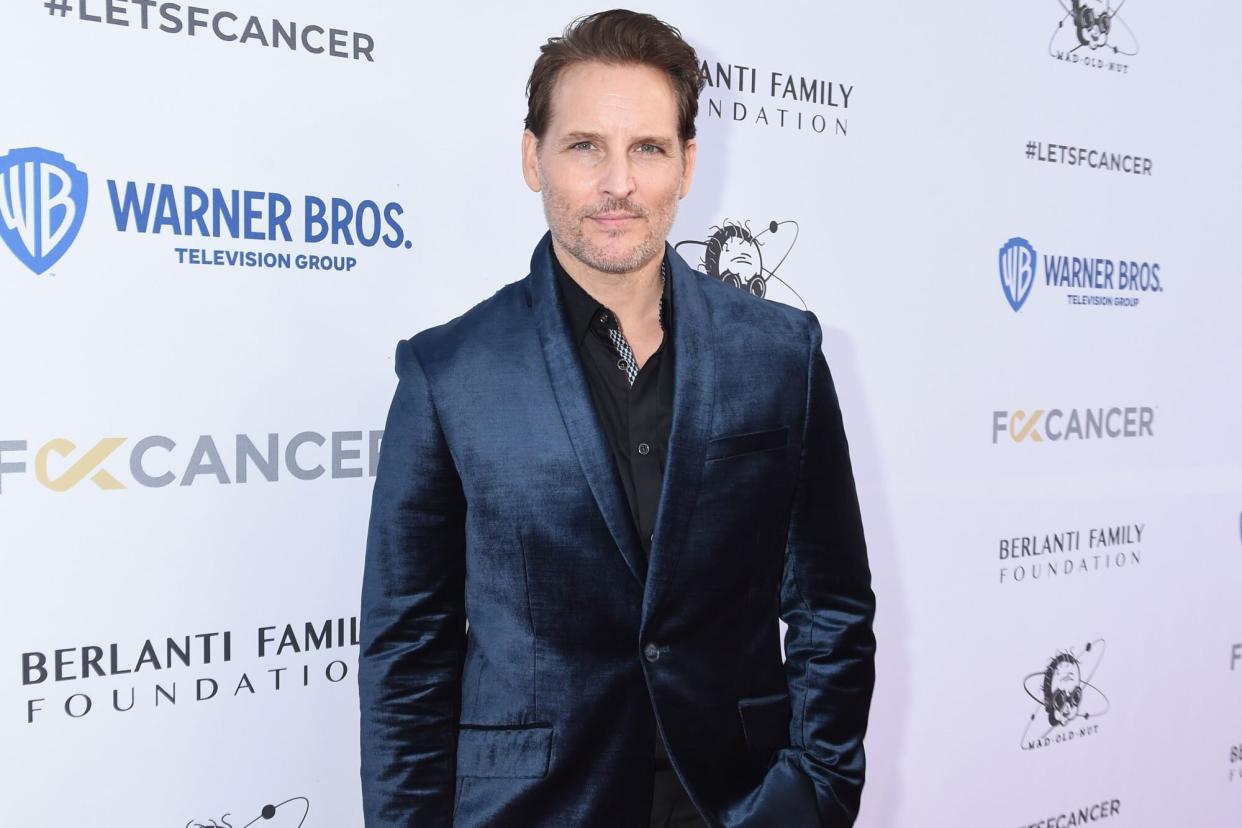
<box><xmin>644</xmin><ymin>642</ymin><xmax>660</xmax><ymax>662</ymax></box>
<box><xmin>637</xmin><ymin>442</ymin><xmax>650</xmax><ymax>456</ymax></box>
<box><xmin>598</xmin><ymin>312</ymin><xmax>609</xmax><ymax>325</ymax></box>
<box><xmin>617</xmin><ymin>358</ymin><xmax>627</xmax><ymax>371</ymax></box>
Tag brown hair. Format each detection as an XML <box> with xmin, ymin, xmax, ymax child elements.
<box><xmin>525</xmin><ymin>9</ymin><xmax>704</xmax><ymax>143</ymax></box>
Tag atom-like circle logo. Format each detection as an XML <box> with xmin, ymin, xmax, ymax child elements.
<box><xmin>187</xmin><ymin>795</ymin><xmax>309</xmax><ymax>828</ymax></box>
<box><xmin>1020</xmin><ymin>639</ymin><xmax>1110</xmax><ymax>747</ymax></box>
<box><xmin>676</xmin><ymin>218</ymin><xmax>805</xmax><ymax>307</ymax></box>
<box><xmin>1048</xmin><ymin>0</ymin><xmax>1140</xmax><ymax>57</ymax></box>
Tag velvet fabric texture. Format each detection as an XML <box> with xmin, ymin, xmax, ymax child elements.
<box><xmin>359</xmin><ymin>232</ymin><xmax>876</xmax><ymax>827</ymax></box>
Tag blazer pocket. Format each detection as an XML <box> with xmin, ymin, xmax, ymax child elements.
<box><xmin>456</xmin><ymin>723</ymin><xmax>553</xmax><ymax>779</ymax></box>
<box><xmin>737</xmin><ymin>691</ymin><xmax>793</xmax><ymax>752</ymax></box>
<box><xmin>706</xmin><ymin>426</ymin><xmax>789</xmax><ymax>462</ymax></box>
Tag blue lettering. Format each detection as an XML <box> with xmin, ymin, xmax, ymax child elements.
<box><xmin>243</xmin><ymin>190</ymin><xmax>264</xmax><ymax>241</ymax></box>
<box><xmin>355</xmin><ymin>200</ymin><xmax>381</xmax><ymax>246</ymax></box>
<box><xmin>184</xmin><ymin>187</ymin><xmax>210</xmax><ymax>236</ymax></box>
<box><xmin>331</xmin><ymin>198</ymin><xmax>354</xmax><ymax>245</ymax></box>
<box><xmin>1044</xmin><ymin>254</ymin><xmax>1065</xmax><ymax>286</ymax></box>
<box><xmin>107</xmin><ymin>180</ymin><xmax>155</xmax><ymax>232</ymax></box>
<box><xmin>305</xmin><ymin>196</ymin><xmax>328</xmax><ymax>243</ymax></box>
<box><xmin>382</xmin><ymin>202</ymin><xmax>405</xmax><ymax>248</ymax></box>
<box><xmin>212</xmin><ymin>188</ymin><xmax>240</xmax><ymax>238</ymax></box>
<box><xmin>151</xmin><ymin>184</ymin><xmax>182</xmax><ymax>235</ymax></box>
<box><xmin>269</xmin><ymin>192</ymin><xmax>292</xmax><ymax>242</ymax></box>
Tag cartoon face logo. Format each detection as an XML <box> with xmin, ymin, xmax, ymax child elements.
<box><xmin>1043</xmin><ymin>653</ymin><xmax>1083</xmax><ymax>725</ymax></box>
<box><xmin>187</xmin><ymin>796</ymin><xmax>309</xmax><ymax>828</ymax></box>
<box><xmin>715</xmin><ymin>230</ymin><xmax>763</xmax><ymax>290</ymax></box>
<box><xmin>1021</xmin><ymin>639</ymin><xmax>1110</xmax><ymax>747</ymax></box>
<box><xmin>1048</xmin><ymin>0</ymin><xmax>1139</xmax><ymax>57</ymax></box>
<box><xmin>676</xmin><ymin>218</ymin><xmax>804</xmax><ymax>307</ymax></box>
<box><xmin>1072</xmin><ymin>0</ymin><xmax>1112</xmax><ymax>47</ymax></box>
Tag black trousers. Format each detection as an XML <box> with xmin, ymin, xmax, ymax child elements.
<box><xmin>649</xmin><ymin>767</ymin><xmax>709</xmax><ymax>827</ymax></box>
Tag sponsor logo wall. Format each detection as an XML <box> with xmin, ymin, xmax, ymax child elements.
<box><xmin>1</xmin><ymin>1</ymin><xmax>1239</xmax><ymax>826</ymax></box>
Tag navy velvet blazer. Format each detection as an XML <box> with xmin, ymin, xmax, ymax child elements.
<box><xmin>359</xmin><ymin>232</ymin><xmax>876</xmax><ymax>827</ymax></box>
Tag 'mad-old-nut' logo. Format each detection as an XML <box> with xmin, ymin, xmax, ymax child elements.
<box><xmin>0</xmin><ymin>147</ymin><xmax>88</xmax><ymax>275</ymax></box>
<box><xmin>1021</xmin><ymin>638</ymin><xmax>1110</xmax><ymax>750</ymax></box>
<box><xmin>188</xmin><ymin>795</ymin><xmax>309</xmax><ymax>828</ymax></box>
<box><xmin>1048</xmin><ymin>1</ymin><xmax>1140</xmax><ymax>71</ymax></box>
<box><xmin>676</xmin><ymin>218</ymin><xmax>805</xmax><ymax>307</ymax></box>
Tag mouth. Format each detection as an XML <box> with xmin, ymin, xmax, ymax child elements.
<box><xmin>589</xmin><ymin>213</ymin><xmax>641</xmax><ymax>229</ymax></box>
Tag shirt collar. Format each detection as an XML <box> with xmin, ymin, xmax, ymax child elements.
<box><xmin>553</xmin><ymin>250</ymin><xmax>671</xmax><ymax>348</ymax></box>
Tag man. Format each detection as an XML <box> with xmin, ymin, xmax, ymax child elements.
<box><xmin>359</xmin><ymin>10</ymin><xmax>875</xmax><ymax>828</ymax></box>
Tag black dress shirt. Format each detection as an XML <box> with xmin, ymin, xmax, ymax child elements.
<box><xmin>552</xmin><ymin>250</ymin><xmax>678</xmax><ymax>771</ymax></box>
<box><xmin>553</xmin><ymin>252</ymin><xmax>674</xmax><ymax>560</ymax></box>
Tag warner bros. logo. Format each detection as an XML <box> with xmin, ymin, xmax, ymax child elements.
<box><xmin>0</xmin><ymin>147</ymin><xmax>89</xmax><ymax>275</ymax></box>
<box><xmin>999</xmin><ymin>236</ymin><xmax>1037</xmax><ymax>312</ymax></box>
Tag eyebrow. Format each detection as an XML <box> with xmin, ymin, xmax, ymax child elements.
<box><xmin>633</xmin><ymin>136</ymin><xmax>675</xmax><ymax>150</ymax></box>
<box><xmin>560</xmin><ymin>131</ymin><xmax>676</xmax><ymax>149</ymax></box>
<box><xmin>560</xmin><ymin>131</ymin><xmax>604</xmax><ymax>146</ymax></box>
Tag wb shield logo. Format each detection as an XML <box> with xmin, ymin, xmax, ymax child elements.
<box><xmin>0</xmin><ymin>147</ymin><xmax>88</xmax><ymax>275</ymax></box>
<box><xmin>999</xmin><ymin>237</ymin><xmax>1037</xmax><ymax>312</ymax></box>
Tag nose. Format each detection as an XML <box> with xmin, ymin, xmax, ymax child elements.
<box><xmin>599</xmin><ymin>150</ymin><xmax>636</xmax><ymax>200</ymax></box>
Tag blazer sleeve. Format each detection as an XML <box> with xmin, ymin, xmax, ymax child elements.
<box><xmin>780</xmin><ymin>310</ymin><xmax>877</xmax><ymax>826</ymax></box>
<box><xmin>359</xmin><ymin>337</ymin><xmax>468</xmax><ymax>827</ymax></box>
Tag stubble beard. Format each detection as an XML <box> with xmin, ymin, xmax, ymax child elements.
<box><xmin>538</xmin><ymin>164</ymin><xmax>679</xmax><ymax>276</ymax></box>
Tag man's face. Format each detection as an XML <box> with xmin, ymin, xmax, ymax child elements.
<box><xmin>522</xmin><ymin>61</ymin><xmax>697</xmax><ymax>275</ymax></box>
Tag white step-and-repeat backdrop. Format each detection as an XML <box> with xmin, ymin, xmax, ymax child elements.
<box><xmin>2</xmin><ymin>1</ymin><xmax>1239</xmax><ymax>825</ymax></box>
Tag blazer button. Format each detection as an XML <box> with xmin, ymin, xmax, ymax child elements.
<box><xmin>643</xmin><ymin>642</ymin><xmax>660</xmax><ymax>662</ymax></box>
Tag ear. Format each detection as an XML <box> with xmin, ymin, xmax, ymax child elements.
<box><xmin>521</xmin><ymin>130</ymin><xmax>542</xmax><ymax>193</ymax></box>
<box><xmin>678</xmin><ymin>137</ymin><xmax>698</xmax><ymax>199</ymax></box>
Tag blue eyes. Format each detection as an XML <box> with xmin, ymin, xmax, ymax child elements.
<box><xmin>569</xmin><ymin>142</ymin><xmax>664</xmax><ymax>155</ymax></box>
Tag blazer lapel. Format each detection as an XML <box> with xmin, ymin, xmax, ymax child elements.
<box><xmin>643</xmin><ymin>241</ymin><xmax>715</xmax><ymax>623</ymax></box>
<box><xmin>527</xmin><ymin>232</ymin><xmax>648</xmax><ymax>585</ymax></box>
